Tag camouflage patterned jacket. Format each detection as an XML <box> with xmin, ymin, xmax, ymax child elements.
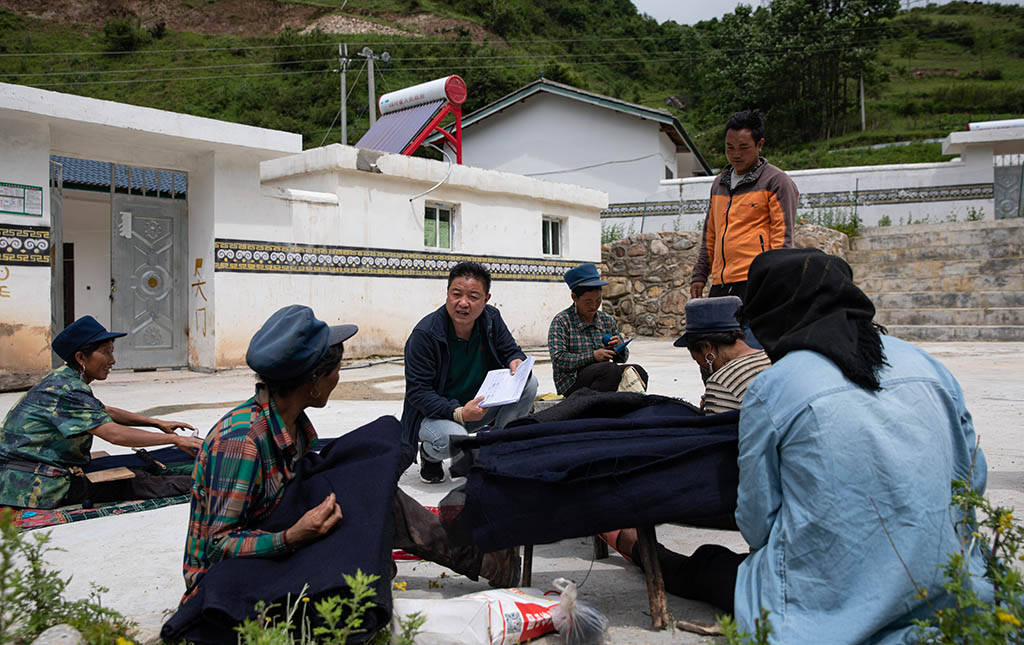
<box><xmin>0</xmin><ymin>366</ymin><xmax>112</xmax><ymax>508</ymax></box>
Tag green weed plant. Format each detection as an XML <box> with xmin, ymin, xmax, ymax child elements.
<box><xmin>0</xmin><ymin>508</ymin><xmax>136</xmax><ymax>644</ymax></box>
<box><xmin>234</xmin><ymin>570</ymin><xmax>424</xmax><ymax>645</ymax></box>
<box><xmin>715</xmin><ymin>477</ymin><xmax>1024</xmax><ymax>644</ymax></box>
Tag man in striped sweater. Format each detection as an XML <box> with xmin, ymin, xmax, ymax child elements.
<box><xmin>674</xmin><ymin>296</ymin><xmax>770</xmax><ymax>414</ymax></box>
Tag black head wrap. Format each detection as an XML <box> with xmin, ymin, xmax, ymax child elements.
<box><xmin>742</xmin><ymin>248</ymin><xmax>888</xmax><ymax>391</ymax></box>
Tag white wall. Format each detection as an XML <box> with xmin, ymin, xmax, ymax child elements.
<box><xmin>209</xmin><ymin>145</ymin><xmax>606</xmax><ymax>366</ymax></box>
<box><xmin>0</xmin><ymin>115</ymin><xmax>52</xmax><ymax>371</ymax></box>
<box><xmin>62</xmin><ymin>190</ymin><xmax>111</xmax><ymax>328</ymax></box>
<box><xmin>614</xmin><ymin>156</ymin><xmax>997</xmax><ymax>234</ymax></box>
<box><xmin>460</xmin><ymin>93</ymin><xmax>676</xmax><ymax>204</ymax></box>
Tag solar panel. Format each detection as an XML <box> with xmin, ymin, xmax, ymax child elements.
<box><xmin>355</xmin><ymin>99</ymin><xmax>446</xmax><ymax>154</ymax></box>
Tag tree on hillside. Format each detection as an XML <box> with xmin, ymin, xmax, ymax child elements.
<box><xmin>680</xmin><ymin>0</ymin><xmax>898</xmax><ymax>146</ymax></box>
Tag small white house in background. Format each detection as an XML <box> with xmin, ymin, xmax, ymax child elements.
<box><xmin>0</xmin><ymin>83</ymin><xmax>604</xmax><ymax>382</ymax></box>
<box><xmin>221</xmin><ymin>145</ymin><xmax>604</xmax><ymax>368</ymax></box>
<box><xmin>0</xmin><ymin>82</ymin><xmax>300</xmax><ymax>380</ymax></box>
<box><xmin>609</xmin><ymin>123</ymin><xmax>1024</xmax><ymax>234</ymax></box>
<box><xmin>438</xmin><ymin>79</ymin><xmax>711</xmax><ymax>205</ymax></box>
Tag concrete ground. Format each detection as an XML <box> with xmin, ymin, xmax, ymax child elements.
<box><xmin>2</xmin><ymin>339</ymin><xmax>1022</xmax><ymax>644</ymax></box>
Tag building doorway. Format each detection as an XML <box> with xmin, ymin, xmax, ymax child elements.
<box><xmin>50</xmin><ymin>156</ymin><xmax>188</xmax><ymax>369</ymax></box>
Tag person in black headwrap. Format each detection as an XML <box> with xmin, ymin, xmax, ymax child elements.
<box><xmin>740</xmin><ymin>246</ymin><xmax>887</xmax><ymax>390</ymax></box>
<box><xmin>601</xmin><ymin>248</ymin><xmax>992</xmax><ymax>642</ymax></box>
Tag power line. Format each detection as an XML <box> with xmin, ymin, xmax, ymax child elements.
<box><xmin>319</xmin><ymin>60</ymin><xmax>366</xmax><ymax>146</ymax></box>
<box><xmin>31</xmin><ymin>67</ymin><xmax>334</xmax><ymax>87</ymax></box>
<box><xmin>4</xmin><ymin>34</ymin><xmax>956</xmax><ymax>85</ymax></box>
<box><xmin>0</xmin><ymin>24</ymin><xmax>911</xmax><ymax>60</ymax></box>
<box><xmin>0</xmin><ymin>57</ymin><xmax>337</xmax><ymax>78</ymax></box>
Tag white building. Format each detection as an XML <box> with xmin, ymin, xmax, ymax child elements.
<box><xmin>0</xmin><ymin>83</ymin><xmax>604</xmax><ymax>382</ymax></box>
<box><xmin>439</xmin><ymin>79</ymin><xmax>710</xmax><ymax>205</ymax></box>
<box><xmin>608</xmin><ymin>125</ymin><xmax>1024</xmax><ymax>234</ymax></box>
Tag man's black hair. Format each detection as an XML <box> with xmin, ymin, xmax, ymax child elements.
<box><xmin>259</xmin><ymin>342</ymin><xmax>345</xmax><ymax>398</ymax></box>
<box><xmin>571</xmin><ymin>285</ymin><xmax>602</xmax><ymax>299</ymax></box>
<box><xmin>66</xmin><ymin>339</ymin><xmax>111</xmax><ymax>372</ymax></box>
<box><xmin>684</xmin><ymin>329</ymin><xmax>746</xmax><ymax>353</ymax></box>
<box><xmin>725</xmin><ymin>109</ymin><xmax>766</xmax><ymax>143</ymax></box>
<box><xmin>447</xmin><ymin>261</ymin><xmax>491</xmax><ymax>294</ymax></box>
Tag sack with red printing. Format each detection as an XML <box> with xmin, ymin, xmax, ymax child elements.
<box><xmin>390</xmin><ymin>587</ymin><xmax>559</xmax><ymax>644</ymax></box>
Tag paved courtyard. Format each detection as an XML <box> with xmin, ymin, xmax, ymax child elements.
<box><xmin>2</xmin><ymin>339</ymin><xmax>1022</xmax><ymax>643</ymax></box>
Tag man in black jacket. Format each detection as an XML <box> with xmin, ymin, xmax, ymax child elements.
<box><xmin>401</xmin><ymin>262</ymin><xmax>538</xmax><ymax>483</ymax></box>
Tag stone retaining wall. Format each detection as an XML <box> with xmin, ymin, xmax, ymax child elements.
<box><xmin>600</xmin><ymin>225</ymin><xmax>848</xmax><ymax>337</ymax></box>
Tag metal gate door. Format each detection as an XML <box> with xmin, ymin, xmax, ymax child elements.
<box><xmin>49</xmin><ymin>160</ymin><xmax>64</xmax><ymax>368</ymax></box>
<box><xmin>110</xmin><ymin>193</ymin><xmax>187</xmax><ymax>369</ymax></box>
<box><xmin>994</xmin><ymin>161</ymin><xmax>1023</xmax><ymax>220</ymax></box>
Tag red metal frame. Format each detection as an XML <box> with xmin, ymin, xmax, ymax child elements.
<box><xmin>402</xmin><ymin>103</ymin><xmax>462</xmax><ymax>164</ymax></box>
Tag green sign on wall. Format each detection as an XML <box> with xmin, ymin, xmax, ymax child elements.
<box><xmin>0</xmin><ymin>182</ymin><xmax>43</xmax><ymax>217</ymax></box>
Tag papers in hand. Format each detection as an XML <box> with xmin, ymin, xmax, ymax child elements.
<box><xmin>475</xmin><ymin>356</ymin><xmax>536</xmax><ymax>408</ymax></box>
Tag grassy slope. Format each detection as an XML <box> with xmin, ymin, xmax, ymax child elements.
<box><xmin>0</xmin><ymin>1</ymin><xmax>1021</xmax><ymax>169</ymax></box>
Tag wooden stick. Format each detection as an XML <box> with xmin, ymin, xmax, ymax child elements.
<box><xmin>635</xmin><ymin>525</ymin><xmax>670</xmax><ymax>629</ymax></box>
<box><xmin>521</xmin><ymin>544</ymin><xmax>533</xmax><ymax>587</ymax></box>
<box><xmin>85</xmin><ymin>467</ymin><xmax>135</xmax><ymax>483</ymax></box>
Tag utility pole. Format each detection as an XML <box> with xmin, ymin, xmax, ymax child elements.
<box><xmin>339</xmin><ymin>43</ymin><xmax>348</xmax><ymax>145</ymax></box>
<box><xmin>860</xmin><ymin>74</ymin><xmax>866</xmax><ymax>132</ymax></box>
<box><xmin>358</xmin><ymin>47</ymin><xmax>390</xmax><ymax>128</ymax></box>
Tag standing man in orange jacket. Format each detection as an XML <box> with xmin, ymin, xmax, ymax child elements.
<box><xmin>690</xmin><ymin>110</ymin><xmax>799</xmax><ymax>303</ymax></box>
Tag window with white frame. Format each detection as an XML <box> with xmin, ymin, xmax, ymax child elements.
<box><xmin>424</xmin><ymin>203</ymin><xmax>453</xmax><ymax>249</ymax></box>
<box><xmin>542</xmin><ymin>217</ymin><xmax>563</xmax><ymax>256</ymax></box>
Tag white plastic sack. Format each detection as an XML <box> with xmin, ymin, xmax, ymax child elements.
<box><xmin>390</xmin><ymin>587</ymin><xmax>559</xmax><ymax>645</ymax></box>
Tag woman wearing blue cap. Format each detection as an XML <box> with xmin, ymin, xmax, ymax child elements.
<box><xmin>0</xmin><ymin>315</ymin><xmax>203</xmax><ymax>509</ymax></box>
<box><xmin>182</xmin><ymin>305</ymin><xmax>520</xmax><ymax>599</ymax></box>
<box><xmin>548</xmin><ymin>263</ymin><xmax>648</xmax><ymax>396</ymax></box>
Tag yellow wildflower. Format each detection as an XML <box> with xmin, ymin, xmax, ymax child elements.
<box><xmin>116</xmin><ymin>638</ymin><xmax>134</xmax><ymax>645</ymax></box>
<box><xmin>302</xmin><ymin>596</ymin><xmax>310</xmax><ymax>603</ymax></box>
<box><xmin>998</xmin><ymin>512</ymin><xmax>1014</xmax><ymax>533</ymax></box>
<box><xmin>393</xmin><ymin>581</ymin><xmax>408</xmax><ymax>592</ymax></box>
<box><xmin>996</xmin><ymin>610</ymin><xmax>1021</xmax><ymax>627</ymax></box>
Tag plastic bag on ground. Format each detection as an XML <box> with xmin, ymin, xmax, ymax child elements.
<box><xmin>549</xmin><ymin>578</ymin><xmax>609</xmax><ymax>645</ymax></box>
<box><xmin>390</xmin><ymin>587</ymin><xmax>558</xmax><ymax>644</ymax></box>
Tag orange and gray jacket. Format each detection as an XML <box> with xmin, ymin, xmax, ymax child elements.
<box><xmin>692</xmin><ymin>159</ymin><xmax>799</xmax><ymax>287</ymax></box>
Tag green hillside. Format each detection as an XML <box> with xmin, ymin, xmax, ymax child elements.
<box><xmin>0</xmin><ymin>0</ymin><xmax>1021</xmax><ymax>170</ymax></box>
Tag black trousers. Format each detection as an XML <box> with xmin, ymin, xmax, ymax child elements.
<box><xmin>63</xmin><ymin>468</ymin><xmax>193</xmax><ymax>506</ymax></box>
<box><xmin>633</xmin><ymin>542</ymin><xmax>747</xmax><ymax>613</ymax></box>
<box><xmin>564</xmin><ymin>361</ymin><xmax>649</xmax><ymax>397</ymax></box>
<box><xmin>709</xmin><ymin>281</ymin><xmax>747</xmax><ymax>301</ymax></box>
<box><xmin>391</xmin><ymin>487</ymin><xmax>484</xmax><ymax>579</ymax></box>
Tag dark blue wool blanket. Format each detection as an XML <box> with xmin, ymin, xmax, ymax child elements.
<box><xmin>161</xmin><ymin>417</ymin><xmax>402</xmax><ymax>644</ymax></box>
<box><xmin>441</xmin><ymin>394</ymin><xmax>739</xmax><ymax>552</ymax></box>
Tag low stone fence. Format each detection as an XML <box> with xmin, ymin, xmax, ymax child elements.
<box><xmin>600</xmin><ymin>225</ymin><xmax>848</xmax><ymax>337</ymax></box>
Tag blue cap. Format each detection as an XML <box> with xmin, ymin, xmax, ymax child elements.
<box><xmin>674</xmin><ymin>296</ymin><xmax>743</xmax><ymax>347</ymax></box>
<box><xmin>52</xmin><ymin>316</ymin><xmax>126</xmax><ymax>362</ymax></box>
<box><xmin>564</xmin><ymin>263</ymin><xmax>608</xmax><ymax>290</ymax></box>
<box><xmin>246</xmin><ymin>305</ymin><xmax>357</xmax><ymax>380</ymax></box>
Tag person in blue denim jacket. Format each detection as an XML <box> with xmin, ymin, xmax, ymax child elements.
<box><xmin>607</xmin><ymin>249</ymin><xmax>991</xmax><ymax>644</ymax></box>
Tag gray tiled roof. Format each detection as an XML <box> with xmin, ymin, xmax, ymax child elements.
<box><xmin>51</xmin><ymin>155</ymin><xmax>187</xmax><ymax>196</ymax></box>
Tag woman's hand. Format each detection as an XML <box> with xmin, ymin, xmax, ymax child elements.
<box><xmin>284</xmin><ymin>493</ymin><xmax>343</xmax><ymax>547</ymax></box>
<box><xmin>156</xmin><ymin>419</ymin><xmax>198</xmax><ymax>434</ymax></box>
<box><xmin>173</xmin><ymin>434</ymin><xmax>204</xmax><ymax>456</ymax></box>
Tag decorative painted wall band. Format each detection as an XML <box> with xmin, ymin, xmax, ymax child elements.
<box><xmin>214</xmin><ymin>239</ymin><xmax>582</xmax><ymax>281</ymax></box>
<box><xmin>0</xmin><ymin>223</ymin><xmax>50</xmax><ymax>266</ymax></box>
<box><xmin>601</xmin><ymin>182</ymin><xmax>996</xmax><ymax>218</ymax></box>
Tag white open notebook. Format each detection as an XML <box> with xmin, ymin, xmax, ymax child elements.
<box><xmin>475</xmin><ymin>356</ymin><xmax>536</xmax><ymax>408</ymax></box>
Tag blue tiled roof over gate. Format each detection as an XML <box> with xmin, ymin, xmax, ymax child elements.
<box><xmin>50</xmin><ymin>155</ymin><xmax>187</xmax><ymax>196</ymax></box>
